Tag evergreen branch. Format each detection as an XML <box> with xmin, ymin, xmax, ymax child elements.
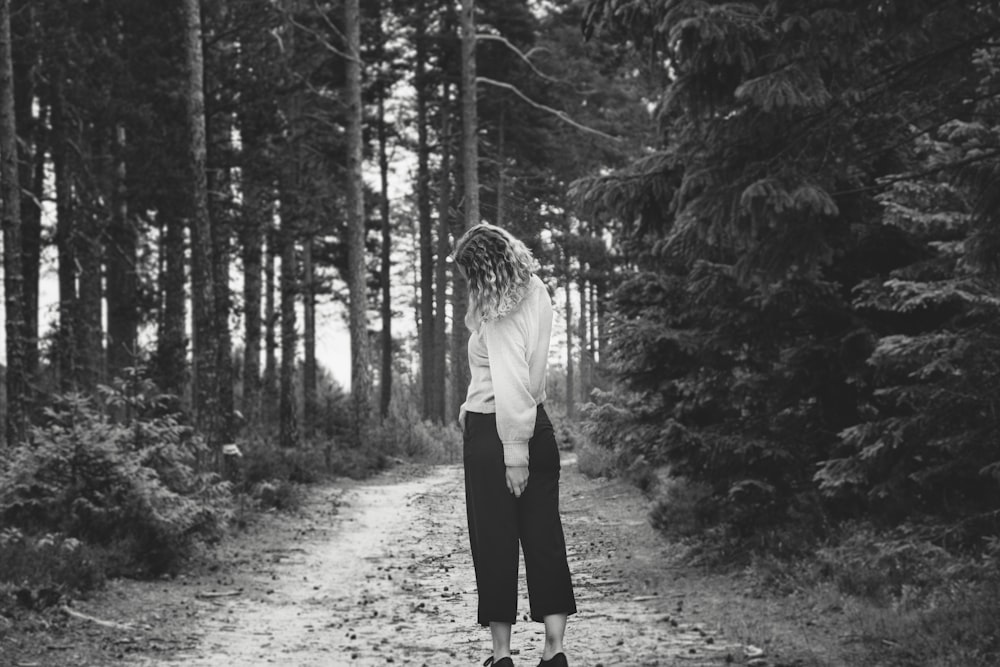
<box><xmin>476</xmin><ymin>76</ymin><xmax>621</xmax><ymax>143</ymax></box>
<box><xmin>832</xmin><ymin>147</ymin><xmax>1000</xmax><ymax>197</ymax></box>
<box><xmin>475</xmin><ymin>33</ymin><xmax>563</xmax><ymax>84</ymax></box>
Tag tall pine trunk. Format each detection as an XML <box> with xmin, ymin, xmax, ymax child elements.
<box><xmin>495</xmin><ymin>106</ymin><xmax>505</xmax><ymax>227</ymax></box>
<box><xmin>77</xmin><ymin>133</ymin><xmax>105</xmax><ymax>390</ymax></box>
<box><xmin>263</xmin><ymin>227</ymin><xmax>279</xmax><ymax>428</ymax></box>
<box><xmin>203</xmin><ymin>0</ymin><xmax>234</xmax><ymax>446</ymax></box>
<box><xmin>1</xmin><ymin>0</ymin><xmax>26</xmax><ymax>445</ymax></box>
<box><xmin>433</xmin><ymin>82</ymin><xmax>452</xmax><ymax>424</ymax></box>
<box><xmin>52</xmin><ymin>73</ymin><xmax>77</xmax><ymax>392</ymax></box>
<box><xmin>278</xmin><ymin>4</ymin><xmax>300</xmax><ymax>448</ymax></box>
<box><xmin>345</xmin><ymin>0</ymin><xmax>372</xmax><ymax>440</ymax></box>
<box><xmin>414</xmin><ymin>6</ymin><xmax>435</xmax><ymax>420</ymax></box>
<box><xmin>579</xmin><ymin>270</ymin><xmax>590</xmax><ymax>398</ymax></box>
<box><xmin>278</xmin><ymin>181</ymin><xmax>299</xmax><ymax>449</ymax></box>
<box><xmin>158</xmin><ymin>196</ymin><xmax>188</xmax><ymax>398</ymax></box>
<box><xmin>378</xmin><ymin>89</ymin><xmax>392</xmax><ymax>419</ymax></box>
<box><xmin>563</xmin><ymin>221</ymin><xmax>575</xmax><ymax>419</ymax></box>
<box><xmin>240</xmin><ymin>164</ymin><xmax>266</xmax><ymax>428</ymax></box>
<box><xmin>460</xmin><ymin>0</ymin><xmax>479</xmax><ymax>230</ymax></box>
<box><xmin>106</xmin><ymin>124</ymin><xmax>138</xmax><ymax>378</ymax></box>
<box><xmin>183</xmin><ymin>0</ymin><xmax>219</xmax><ymax>450</ymax></box>
<box><xmin>208</xmin><ymin>117</ymin><xmax>234</xmax><ymax>445</ymax></box>
<box><xmin>452</xmin><ymin>0</ymin><xmax>479</xmax><ymax>421</ymax></box>
<box><xmin>303</xmin><ymin>234</ymin><xmax>316</xmax><ymax>435</ymax></box>
<box><xmin>12</xmin><ymin>7</ymin><xmax>40</xmax><ymax>383</ymax></box>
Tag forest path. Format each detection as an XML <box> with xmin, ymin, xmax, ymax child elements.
<box><xmin>15</xmin><ymin>456</ymin><xmax>839</xmax><ymax>666</ymax></box>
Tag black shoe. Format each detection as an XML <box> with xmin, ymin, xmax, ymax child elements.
<box><xmin>483</xmin><ymin>657</ymin><xmax>515</xmax><ymax>667</ymax></box>
<box><xmin>538</xmin><ymin>653</ymin><xmax>568</xmax><ymax>667</ymax></box>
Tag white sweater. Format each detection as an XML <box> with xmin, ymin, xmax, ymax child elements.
<box><xmin>462</xmin><ymin>274</ymin><xmax>552</xmax><ymax>467</ymax></box>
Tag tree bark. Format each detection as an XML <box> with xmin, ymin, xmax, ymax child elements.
<box><xmin>12</xmin><ymin>4</ymin><xmax>40</xmax><ymax>382</ymax></box>
<box><xmin>263</xmin><ymin>226</ymin><xmax>279</xmax><ymax>427</ymax></box>
<box><xmin>202</xmin><ymin>0</ymin><xmax>235</xmax><ymax>443</ymax></box>
<box><xmin>452</xmin><ymin>0</ymin><xmax>479</xmax><ymax>422</ymax></box>
<box><xmin>495</xmin><ymin>105</ymin><xmax>505</xmax><ymax>227</ymax></box>
<box><xmin>158</xmin><ymin>195</ymin><xmax>188</xmax><ymax>398</ymax></box>
<box><xmin>51</xmin><ymin>73</ymin><xmax>77</xmax><ymax>392</ymax></box>
<box><xmin>563</xmin><ymin>222</ymin><xmax>575</xmax><ymax>419</ymax></box>
<box><xmin>76</xmin><ymin>133</ymin><xmax>105</xmax><ymax>390</ymax></box>
<box><xmin>579</xmin><ymin>270</ymin><xmax>590</xmax><ymax>398</ymax></box>
<box><xmin>182</xmin><ymin>0</ymin><xmax>219</xmax><ymax>448</ymax></box>
<box><xmin>240</xmin><ymin>166</ymin><xmax>266</xmax><ymax>428</ymax></box>
<box><xmin>208</xmin><ymin>120</ymin><xmax>234</xmax><ymax>445</ymax></box>
<box><xmin>345</xmin><ymin>0</ymin><xmax>372</xmax><ymax>441</ymax></box>
<box><xmin>378</xmin><ymin>84</ymin><xmax>393</xmax><ymax>419</ymax></box>
<box><xmin>414</xmin><ymin>4</ymin><xmax>436</xmax><ymax>420</ymax></box>
<box><xmin>303</xmin><ymin>234</ymin><xmax>316</xmax><ymax>435</ymax></box>
<box><xmin>278</xmin><ymin>207</ymin><xmax>299</xmax><ymax>448</ymax></box>
<box><xmin>460</xmin><ymin>0</ymin><xmax>479</xmax><ymax>229</ymax></box>
<box><xmin>277</xmin><ymin>2</ymin><xmax>300</xmax><ymax>448</ymax></box>
<box><xmin>106</xmin><ymin>124</ymin><xmax>138</xmax><ymax>378</ymax></box>
<box><xmin>433</xmin><ymin>81</ymin><xmax>452</xmax><ymax>425</ymax></box>
<box><xmin>1</xmin><ymin>0</ymin><xmax>26</xmax><ymax>445</ymax></box>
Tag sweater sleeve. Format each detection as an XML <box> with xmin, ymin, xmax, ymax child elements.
<box><xmin>482</xmin><ymin>312</ymin><xmax>536</xmax><ymax>467</ymax></box>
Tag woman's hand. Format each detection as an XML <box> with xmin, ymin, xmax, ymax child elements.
<box><xmin>506</xmin><ymin>465</ymin><xmax>529</xmax><ymax>498</ymax></box>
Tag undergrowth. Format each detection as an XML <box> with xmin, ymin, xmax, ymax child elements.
<box><xmin>0</xmin><ymin>377</ymin><xmax>232</xmax><ymax>605</ymax></box>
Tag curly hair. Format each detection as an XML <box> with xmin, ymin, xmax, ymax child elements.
<box><xmin>452</xmin><ymin>223</ymin><xmax>540</xmax><ymax>329</ymax></box>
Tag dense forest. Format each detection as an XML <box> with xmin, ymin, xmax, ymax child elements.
<box><xmin>1</xmin><ymin>0</ymin><xmax>1000</xmax><ymax>662</ymax></box>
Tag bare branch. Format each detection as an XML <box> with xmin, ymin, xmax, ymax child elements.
<box><xmin>287</xmin><ymin>15</ymin><xmax>358</xmax><ymax>62</ymax></box>
<box><xmin>477</xmin><ymin>76</ymin><xmax>621</xmax><ymax>143</ymax></box>
<box><xmin>476</xmin><ymin>33</ymin><xmax>563</xmax><ymax>84</ymax></box>
<box><xmin>312</xmin><ymin>0</ymin><xmax>349</xmax><ymax>45</ymax></box>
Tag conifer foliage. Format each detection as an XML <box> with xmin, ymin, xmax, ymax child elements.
<box><xmin>577</xmin><ymin>0</ymin><xmax>1000</xmax><ymax>542</ymax></box>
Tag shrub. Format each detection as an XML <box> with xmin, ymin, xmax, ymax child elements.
<box><xmin>648</xmin><ymin>474</ymin><xmax>716</xmax><ymax>538</ymax></box>
<box><xmin>239</xmin><ymin>436</ymin><xmax>328</xmax><ymax>487</ymax></box>
<box><xmin>0</xmin><ymin>528</ymin><xmax>106</xmax><ymax>598</ymax></box>
<box><xmin>0</xmin><ymin>380</ymin><xmax>232</xmax><ymax>579</ymax></box>
<box><xmin>816</xmin><ymin>525</ymin><xmax>976</xmax><ymax>605</ymax></box>
<box><xmin>575</xmin><ymin>437</ymin><xmax>618</xmax><ymax>478</ymax></box>
<box><xmin>367</xmin><ymin>396</ymin><xmax>462</xmax><ymax>465</ymax></box>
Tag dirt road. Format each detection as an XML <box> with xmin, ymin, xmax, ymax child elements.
<box><xmin>6</xmin><ymin>455</ymin><xmax>835</xmax><ymax>666</ymax></box>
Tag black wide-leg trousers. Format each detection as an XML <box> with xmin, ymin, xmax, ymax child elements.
<box><xmin>463</xmin><ymin>405</ymin><xmax>577</xmax><ymax>627</ymax></box>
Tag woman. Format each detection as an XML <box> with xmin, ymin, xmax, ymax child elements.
<box><xmin>453</xmin><ymin>223</ymin><xmax>577</xmax><ymax>667</ymax></box>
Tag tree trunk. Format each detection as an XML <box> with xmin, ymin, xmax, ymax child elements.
<box><xmin>345</xmin><ymin>0</ymin><xmax>372</xmax><ymax>441</ymax></box>
<box><xmin>52</xmin><ymin>74</ymin><xmax>77</xmax><ymax>392</ymax></box>
<box><xmin>278</xmin><ymin>188</ymin><xmax>299</xmax><ymax>449</ymax></box>
<box><xmin>263</xmin><ymin>227</ymin><xmax>279</xmax><ymax>428</ymax></box>
<box><xmin>303</xmin><ymin>234</ymin><xmax>316</xmax><ymax>436</ymax></box>
<box><xmin>579</xmin><ymin>270</ymin><xmax>590</xmax><ymax>398</ymax></box>
<box><xmin>433</xmin><ymin>82</ymin><xmax>452</xmax><ymax>425</ymax></box>
<box><xmin>460</xmin><ymin>0</ymin><xmax>479</xmax><ymax>229</ymax></box>
<box><xmin>76</xmin><ymin>134</ymin><xmax>105</xmax><ymax>390</ymax></box>
<box><xmin>1</xmin><ymin>0</ymin><xmax>26</xmax><ymax>445</ymax></box>
<box><xmin>452</xmin><ymin>0</ymin><xmax>478</xmax><ymax>422</ymax></box>
<box><xmin>183</xmin><ymin>0</ymin><xmax>218</xmax><ymax>449</ymax></box>
<box><xmin>240</xmin><ymin>166</ymin><xmax>266</xmax><ymax>428</ymax></box>
<box><xmin>158</xmin><ymin>196</ymin><xmax>188</xmax><ymax>398</ymax></box>
<box><xmin>495</xmin><ymin>106</ymin><xmax>505</xmax><ymax>227</ymax></box>
<box><xmin>106</xmin><ymin>124</ymin><xmax>138</xmax><ymax>378</ymax></box>
<box><xmin>414</xmin><ymin>5</ymin><xmax>435</xmax><ymax>420</ymax></box>
<box><xmin>450</xmin><ymin>238</ymin><xmax>467</xmax><ymax>426</ymax></box>
<box><xmin>563</xmin><ymin>223</ymin><xmax>575</xmax><ymax>419</ymax></box>
<box><xmin>12</xmin><ymin>5</ymin><xmax>39</xmax><ymax>382</ymax></box>
<box><xmin>590</xmin><ymin>279</ymin><xmax>598</xmax><ymax>366</ymax></box>
<box><xmin>378</xmin><ymin>92</ymin><xmax>393</xmax><ymax>419</ymax></box>
<box><xmin>277</xmin><ymin>3</ymin><xmax>300</xmax><ymax>448</ymax></box>
<box><xmin>208</xmin><ymin>119</ymin><xmax>234</xmax><ymax>446</ymax></box>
